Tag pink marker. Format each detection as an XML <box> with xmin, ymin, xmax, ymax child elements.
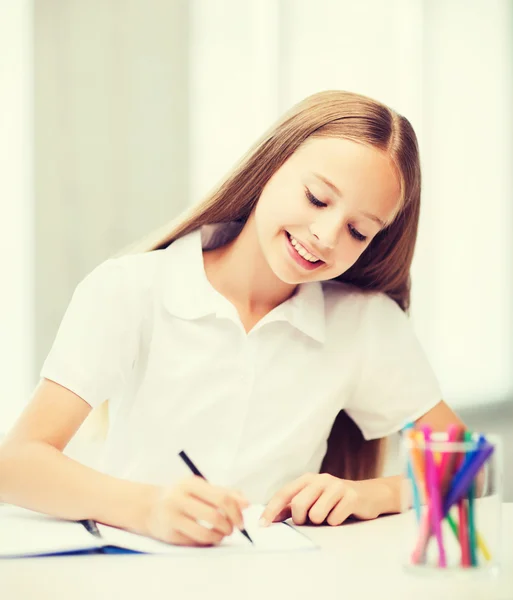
<box><xmin>438</xmin><ymin>424</ymin><xmax>458</xmax><ymax>495</ymax></box>
<box><xmin>423</xmin><ymin>426</ymin><xmax>447</xmax><ymax>567</ymax></box>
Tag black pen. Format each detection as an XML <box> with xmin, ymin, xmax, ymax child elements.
<box><xmin>79</xmin><ymin>519</ymin><xmax>102</xmax><ymax>538</ymax></box>
<box><xmin>178</xmin><ymin>450</ymin><xmax>254</xmax><ymax>544</ymax></box>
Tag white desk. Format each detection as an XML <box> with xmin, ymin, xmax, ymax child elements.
<box><xmin>1</xmin><ymin>504</ymin><xmax>511</xmax><ymax>600</ymax></box>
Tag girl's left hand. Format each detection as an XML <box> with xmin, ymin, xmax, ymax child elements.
<box><xmin>259</xmin><ymin>473</ymin><xmax>387</xmax><ymax>527</ymax></box>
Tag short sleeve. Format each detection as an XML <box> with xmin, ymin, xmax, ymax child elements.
<box><xmin>40</xmin><ymin>259</ymin><xmax>141</xmax><ymax>408</ymax></box>
<box><xmin>344</xmin><ymin>293</ymin><xmax>442</xmax><ymax>440</ymax></box>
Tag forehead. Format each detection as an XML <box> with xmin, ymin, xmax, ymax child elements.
<box><xmin>292</xmin><ymin>136</ymin><xmax>402</xmax><ymax>223</ymax></box>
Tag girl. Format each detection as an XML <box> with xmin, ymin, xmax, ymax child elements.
<box><xmin>0</xmin><ymin>90</ymin><xmax>465</xmax><ymax>547</ymax></box>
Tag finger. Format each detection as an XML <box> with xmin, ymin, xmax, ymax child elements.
<box><xmin>326</xmin><ymin>488</ymin><xmax>358</xmax><ymax>526</ymax></box>
<box><xmin>163</xmin><ymin>528</ymin><xmax>202</xmax><ymax>547</ymax></box>
<box><xmin>173</xmin><ymin>514</ymin><xmax>226</xmax><ymax>546</ymax></box>
<box><xmin>218</xmin><ymin>494</ymin><xmax>246</xmax><ymax>532</ymax></box>
<box><xmin>260</xmin><ymin>474</ymin><xmax>313</xmax><ymax>526</ymax></box>
<box><xmin>290</xmin><ymin>483</ymin><xmax>325</xmax><ymax>525</ymax></box>
<box><xmin>271</xmin><ymin>505</ymin><xmax>292</xmax><ymax>523</ymax></box>
<box><xmin>308</xmin><ymin>481</ymin><xmax>346</xmax><ymax>525</ymax></box>
<box><xmin>188</xmin><ymin>479</ymin><xmax>245</xmax><ymax>528</ymax></box>
<box><xmin>180</xmin><ymin>496</ymin><xmax>234</xmax><ymax>536</ymax></box>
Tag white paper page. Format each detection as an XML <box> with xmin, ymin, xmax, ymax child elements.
<box><xmin>97</xmin><ymin>505</ymin><xmax>317</xmax><ymax>554</ymax></box>
<box><xmin>0</xmin><ymin>506</ymin><xmax>101</xmax><ymax>558</ymax></box>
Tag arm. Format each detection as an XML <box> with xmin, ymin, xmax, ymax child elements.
<box><xmin>414</xmin><ymin>399</ymin><xmax>466</xmax><ymax>432</ymax></box>
<box><xmin>0</xmin><ymin>379</ymin><xmax>248</xmax><ymax>546</ymax></box>
<box><xmin>260</xmin><ymin>400</ymin><xmax>475</xmax><ymax>525</ymax></box>
<box><xmin>0</xmin><ymin>379</ymin><xmax>157</xmax><ymax>531</ymax></box>
<box><xmin>369</xmin><ymin>399</ymin><xmax>481</xmax><ymax>515</ymax></box>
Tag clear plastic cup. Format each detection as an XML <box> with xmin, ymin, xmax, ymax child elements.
<box><xmin>400</xmin><ymin>430</ymin><xmax>502</xmax><ymax>577</ymax></box>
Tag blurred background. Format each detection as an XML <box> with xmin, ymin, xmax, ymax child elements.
<box><xmin>1</xmin><ymin>0</ymin><xmax>512</xmax><ymax>499</ymax></box>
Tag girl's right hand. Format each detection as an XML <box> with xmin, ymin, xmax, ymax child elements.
<box><xmin>143</xmin><ymin>476</ymin><xmax>250</xmax><ymax>546</ymax></box>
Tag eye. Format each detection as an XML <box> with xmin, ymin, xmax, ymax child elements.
<box><xmin>348</xmin><ymin>224</ymin><xmax>367</xmax><ymax>242</ymax></box>
<box><xmin>305</xmin><ymin>188</ymin><xmax>327</xmax><ymax>208</ymax></box>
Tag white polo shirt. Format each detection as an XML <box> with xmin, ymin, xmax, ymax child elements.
<box><xmin>41</xmin><ymin>223</ymin><xmax>442</xmax><ymax>503</ymax></box>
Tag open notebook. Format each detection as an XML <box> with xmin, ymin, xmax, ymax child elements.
<box><xmin>0</xmin><ymin>504</ymin><xmax>316</xmax><ymax>558</ymax></box>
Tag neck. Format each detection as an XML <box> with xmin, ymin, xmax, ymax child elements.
<box><xmin>202</xmin><ymin>215</ymin><xmax>297</xmax><ymax>314</ymax></box>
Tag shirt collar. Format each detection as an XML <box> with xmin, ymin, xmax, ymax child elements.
<box><xmin>162</xmin><ymin>223</ymin><xmax>326</xmax><ymax>344</ymax></box>
<box><xmin>162</xmin><ymin>228</ymin><xmax>222</xmax><ymax>320</ymax></box>
<box><xmin>286</xmin><ymin>280</ymin><xmax>326</xmax><ymax>344</ymax></box>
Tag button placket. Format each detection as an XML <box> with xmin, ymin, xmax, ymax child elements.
<box><xmin>224</xmin><ymin>330</ymin><xmax>257</xmax><ymax>480</ymax></box>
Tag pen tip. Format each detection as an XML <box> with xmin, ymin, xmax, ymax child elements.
<box><xmin>241</xmin><ymin>529</ymin><xmax>254</xmax><ymax>544</ymax></box>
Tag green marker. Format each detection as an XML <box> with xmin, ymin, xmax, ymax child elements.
<box><xmin>464</xmin><ymin>431</ymin><xmax>478</xmax><ymax>566</ymax></box>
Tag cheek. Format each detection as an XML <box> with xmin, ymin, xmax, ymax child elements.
<box><xmin>256</xmin><ymin>175</ymin><xmax>308</xmax><ymax>226</ymax></box>
<box><xmin>253</xmin><ymin>200</ymin><xmax>284</xmax><ymax>256</ymax></box>
<box><xmin>255</xmin><ymin>193</ymin><xmax>300</xmax><ymax>235</ymax></box>
<box><xmin>331</xmin><ymin>239</ymin><xmax>368</xmax><ymax>273</ymax></box>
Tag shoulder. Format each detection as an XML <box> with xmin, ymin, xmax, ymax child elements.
<box><xmin>75</xmin><ymin>248</ymin><xmax>170</xmax><ymax>313</ymax></box>
<box><xmin>323</xmin><ymin>280</ymin><xmax>403</xmax><ymax>319</ymax></box>
<box><xmin>102</xmin><ymin>249</ymin><xmax>168</xmax><ymax>286</ymax></box>
<box><xmin>322</xmin><ymin>281</ymin><xmax>408</xmax><ymax>339</ymax></box>
<box><xmin>76</xmin><ymin>231</ymin><xmax>200</xmax><ymax>318</ymax></box>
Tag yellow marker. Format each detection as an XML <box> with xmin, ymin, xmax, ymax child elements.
<box><xmin>476</xmin><ymin>532</ymin><xmax>491</xmax><ymax>562</ymax></box>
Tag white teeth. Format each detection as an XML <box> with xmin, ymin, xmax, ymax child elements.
<box><xmin>288</xmin><ymin>234</ymin><xmax>320</xmax><ymax>263</ymax></box>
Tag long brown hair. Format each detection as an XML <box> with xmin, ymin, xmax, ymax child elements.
<box><xmin>88</xmin><ymin>90</ymin><xmax>422</xmax><ymax>481</ymax></box>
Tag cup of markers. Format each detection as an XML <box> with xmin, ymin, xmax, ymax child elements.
<box><xmin>401</xmin><ymin>425</ymin><xmax>502</xmax><ymax>576</ymax></box>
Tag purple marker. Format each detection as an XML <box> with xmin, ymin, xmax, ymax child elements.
<box><xmin>443</xmin><ymin>444</ymin><xmax>494</xmax><ymax>515</ymax></box>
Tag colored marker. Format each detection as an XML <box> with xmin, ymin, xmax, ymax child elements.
<box><xmin>423</xmin><ymin>426</ymin><xmax>446</xmax><ymax>567</ymax></box>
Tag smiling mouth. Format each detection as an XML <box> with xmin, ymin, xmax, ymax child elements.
<box><xmin>286</xmin><ymin>232</ymin><xmax>324</xmax><ymax>264</ymax></box>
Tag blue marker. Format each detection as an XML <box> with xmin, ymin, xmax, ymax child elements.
<box><xmin>443</xmin><ymin>444</ymin><xmax>494</xmax><ymax>516</ymax></box>
<box><xmin>402</xmin><ymin>422</ymin><xmax>421</xmax><ymax>522</ymax></box>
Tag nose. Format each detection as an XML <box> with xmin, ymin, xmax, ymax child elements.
<box><xmin>309</xmin><ymin>216</ymin><xmax>342</xmax><ymax>250</ymax></box>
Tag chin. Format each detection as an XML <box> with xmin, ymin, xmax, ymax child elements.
<box><xmin>270</xmin><ymin>263</ymin><xmax>311</xmax><ymax>285</ymax></box>
<box><xmin>277</xmin><ymin>273</ymin><xmax>304</xmax><ymax>285</ymax></box>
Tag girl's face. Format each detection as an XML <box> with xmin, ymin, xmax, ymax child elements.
<box><xmin>253</xmin><ymin>136</ymin><xmax>402</xmax><ymax>284</ymax></box>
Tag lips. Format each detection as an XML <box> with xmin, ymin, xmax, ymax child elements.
<box><xmin>287</xmin><ymin>233</ymin><xmax>322</xmax><ymax>262</ymax></box>
<box><xmin>284</xmin><ymin>231</ymin><xmax>324</xmax><ymax>271</ymax></box>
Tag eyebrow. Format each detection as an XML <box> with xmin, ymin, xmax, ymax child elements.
<box><xmin>313</xmin><ymin>172</ymin><xmax>386</xmax><ymax>229</ymax></box>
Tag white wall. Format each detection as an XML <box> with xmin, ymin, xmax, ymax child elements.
<box><xmin>1</xmin><ymin>0</ymin><xmax>511</xmax><ymax>433</ymax></box>
<box><xmin>0</xmin><ymin>1</ymin><xmax>34</xmax><ymax>432</ymax></box>
<box><xmin>33</xmin><ymin>0</ymin><xmax>191</xmax><ymax>371</ymax></box>
<box><xmin>419</xmin><ymin>0</ymin><xmax>513</xmax><ymax>406</ymax></box>
<box><xmin>189</xmin><ymin>0</ymin><xmax>283</xmax><ymax>203</ymax></box>
<box><xmin>190</xmin><ymin>0</ymin><xmax>513</xmax><ymax>409</ymax></box>
<box><xmin>0</xmin><ymin>1</ymin><xmax>191</xmax><ymax>433</ymax></box>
